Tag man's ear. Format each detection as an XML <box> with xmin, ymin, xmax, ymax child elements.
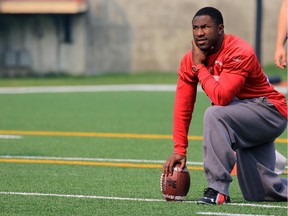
<box><xmin>218</xmin><ymin>24</ymin><xmax>224</xmax><ymax>35</ymax></box>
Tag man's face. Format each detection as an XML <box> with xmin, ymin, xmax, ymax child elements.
<box><xmin>192</xmin><ymin>15</ymin><xmax>222</xmax><ymax>52</ymax></box>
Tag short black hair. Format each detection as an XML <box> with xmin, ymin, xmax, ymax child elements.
<box><xmin>193</xmin><ymin>7</ymin><xmax>224</xmax><ymax>25</ymax></box>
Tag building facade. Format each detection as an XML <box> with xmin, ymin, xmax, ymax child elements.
<box><xmin>0</xmin><ymin>0</ymin><xmax>283</xmax><ymax>76</ymax></box>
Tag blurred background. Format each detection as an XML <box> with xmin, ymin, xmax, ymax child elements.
<box><xmin>0</xmin><ymin>0</ymin><xmax>283</xmax><ymax>77</ymax></box>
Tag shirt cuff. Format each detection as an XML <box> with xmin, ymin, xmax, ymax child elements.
<box><xmin>174</xmin><ymin>143</ymin><xmax>187</xmax><ymax>156</ymax></box>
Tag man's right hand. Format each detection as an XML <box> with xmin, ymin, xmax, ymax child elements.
<box><xmin>162</xmin><ymin>153</ymin><xmax>186</xmax><ymax>176</ymax></box>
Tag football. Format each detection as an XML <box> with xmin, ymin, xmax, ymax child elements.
<box><xmin>160</xmin><ymin>163</ymin><xmax>191</xmax><ymax>201</ymax></box>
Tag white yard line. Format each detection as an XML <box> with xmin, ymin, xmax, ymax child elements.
<box><xmin>0</xmin><ymin>192</ymin><xmax>286</xmax><ymax>209</ymax></box>
<box><xmin>0</xmin><ymin>135</ymin><xmax>22</xmax><ymax>139</ymax></box>
<box><xmin>1</xmin><ymin>156</ymin><xmax>287</xmax><ymax>169</ymax></box>
<box><xmin>0</xmin><ymin>84</ymin><xmax>285</xmax><ymax>94</ymax></box>
<box><xmin>0</xmin><ymin>192</ymin><xmax>163</xmax><ymax>202</ymax></box>
<box><xmin>0</xmin><ymin>155</ymin><xmax>203</xmax><ymax>165</ymax></box>
<box><xmin>197</xmin><ymin>212</ymin><xmax>274</xmax><ymax>216</ymax></box>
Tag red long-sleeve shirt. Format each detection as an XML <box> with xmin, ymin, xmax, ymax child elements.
<box><xmin>173</xmin><ymin>34</ymin><xmax>288</xmax><ymax>156</ymax></box>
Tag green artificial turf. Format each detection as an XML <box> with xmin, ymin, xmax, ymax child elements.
<box><xmin>0</xmin><ymin>72</ymin><xmax>287</xmax><ymax>215</ymax></box>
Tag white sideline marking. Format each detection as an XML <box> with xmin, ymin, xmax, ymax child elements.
<box><xmin>0</xmin><ymin>85</ymin><xmax>178</xmax><ymax>94</ymax></box>
<box><xmin>197</xmin><ymin>212</ymin><xmax>274</xmax><ymax>216</ymax></box>
<box><xmin>0</xmin><ymin>155</ymin><xmax>203</xmax><ymax>166</ymax></box>
<box><xmin>0</xmin><ymin>192</ymin><xmax>287</xmax><ymax>209</ymax></box>
<box><xmin>0</xmin><ymin>135</ymin><xmax>22</xmax><ymax>139</ymax></box>
<box><xmin>0</xmin><ymin>84</ymin><xmax>285</xmax><ymax>94</ymax></box>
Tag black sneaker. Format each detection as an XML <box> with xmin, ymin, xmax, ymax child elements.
<box><xmin>197</xmin><ymin>188</ymin><xmax>231</xmax><ymax>205</ymax></box>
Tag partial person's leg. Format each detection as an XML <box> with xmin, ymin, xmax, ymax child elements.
<box><xmin>202</xmin><ymin>97</ymin><xmax>287</xmax><ymax>200</ymax></box>
<box><xmin>275</xmin><ymin>150</ymin><xmax>287</xmax><ymax>174</ymax></box>
<box><xmin>237</xmin><ymin>143</ymin><xmax>287</xmax><ymax>201</ymax></box>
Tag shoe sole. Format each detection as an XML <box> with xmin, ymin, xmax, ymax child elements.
<box><xmin>197</xmin><ymin>200</ymin><xmax>230</xmax><ymax>205</ymax></box>
<box><xmin>197</xmin><ymin>200</ymin><xmax>214</xmax><ymax>205</ymax></box>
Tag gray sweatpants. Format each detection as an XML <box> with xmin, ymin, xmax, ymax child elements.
<box><xmin>202</xmin><ymin>97</ymin><xmax>287</xmax><ymax>201</ymax></box>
